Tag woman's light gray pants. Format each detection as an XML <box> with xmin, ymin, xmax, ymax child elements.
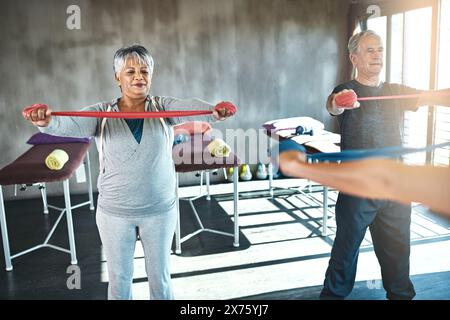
<box><xmin>96</xmin><ymin>206</ymin><xmax>177</xmax><ymax>300</ymax></box>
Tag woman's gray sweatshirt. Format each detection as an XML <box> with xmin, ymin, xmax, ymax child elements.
<box><xmin>39</xmin><ymin>95</ymin><xmax>215</xmax><ymax>217</ymax></box>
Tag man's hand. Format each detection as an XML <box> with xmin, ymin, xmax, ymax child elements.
<box><xmin>213</xmin><ymin>101</ymin><xmax>237</xmax><ymax>120</ymax></box>
<box><xmin>22</xmin><ymin>103</ymin><xmax>52</xmax><ymax>127</ymax></box>
<box><xmin>333</xmin><ymin>89</ymin><xmax>360</xmax><ymax>109</ymax></box>
<box><xmin>417</xmin><ymin>88</ymin><xmax>450</xmax><ymax>108</ymax></box>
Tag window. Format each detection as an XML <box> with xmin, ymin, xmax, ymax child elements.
<box><xmin>390</xmin><ymin>13</ymin><xmax>404</xmax><ymax>83</ymax></box>
<box><xmin>434</xmin><ymin>0</ymin><xmax>450</xmax><ymax>166</ymax></box>
<box><xmin>398</xmin><ymin>7</ymin><xmax>432</xmax><ymax>165</ymax></box>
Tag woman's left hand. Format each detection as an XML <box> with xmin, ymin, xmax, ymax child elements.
<box><xmin>213</xmin><ymin>101</ymin><xmax>237</xmax><ymax>120</ymax></box>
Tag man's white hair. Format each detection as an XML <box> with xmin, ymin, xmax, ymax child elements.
<box><xmin>348</xmin><ymin>30</ymin><xmax>381</xmax><ymax>55</ymax></box>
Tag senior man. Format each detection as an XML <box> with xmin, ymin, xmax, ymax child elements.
<box><xmin>321</xmin><ymin>30</ymin><xmax>450</xmax><ymax>300</ymax></box>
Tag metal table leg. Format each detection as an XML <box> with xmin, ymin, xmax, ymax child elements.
<box><xmin>322</xmin><ymin>185</ymin><xmax>329</xmax><ymax>236</ymax></box>
<box><xmin>175</xmin><ymin>166</ymin><xmax>240</xmax><ymax>253</ymax></box>
<box><xmin>85</xmin><ymin>151</ymin><xmax>95</xmax><ymax>211</ymax></box>
<box><xmin>0</xmin><ymin>186</ymin><xmax>13</xmax><ymax>271</ymax></box>
<box><xmin>63</xmin><ymin>180</ymin><xmax>77</xmax><ymax>264</ymax></box>
<box><xmin>233</xmin><ymin>166</ymin><xmax>239</xmax><ymax>247</ymax></box>
<box><xmin>206</xmin><ymin>171</ymin><xmax>211</xmax><ymax>201</ymax></box>
<box><xmin>175</xmin><ymin>173</ymin><xmax>181</xmax><ymax>254</ymax></box>
<box><xmin>268</xmin><ymin>138</ymin><xmax>274</xmax><ymax>198</ymax></box>
<box><xmin>40</xmin><ymin>183</ymin><xmax>49</xmax><ymax>214</ymax></box>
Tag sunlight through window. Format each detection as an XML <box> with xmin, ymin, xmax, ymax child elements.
<box><xmin>434</xmin><ymin>0</ymin><xmax>450</xmax><ymax>166</ymax></box>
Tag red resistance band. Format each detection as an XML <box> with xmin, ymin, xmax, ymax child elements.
<box><xmin>334</xmin><ymin>91</ymin><xmax>450</xmax><ymax>108</ymax></box>
<box><xmin>23</xmin><ymin>101</ymin><xmax>237</xmax><ymax>119</ymax></box>
<box><xmin>51</xmin><ymin>110</ymin><xmax>212</xmax><ymax>118</ymax></box>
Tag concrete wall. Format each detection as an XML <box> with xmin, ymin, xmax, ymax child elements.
<box><xmin>0</xmin><ymin>0</ymin><xmax>349</xmax><ymax>200</ymax></box>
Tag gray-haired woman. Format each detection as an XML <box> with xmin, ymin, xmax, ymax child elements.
<box><xmin>23</xmin><ymin>44</ymin><xmax>236</xmax><ymax>299</ymax></box>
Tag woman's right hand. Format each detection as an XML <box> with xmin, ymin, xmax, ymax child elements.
<box><xmin>22</xmin><ymin>104</ymin><xmax>52</xmax><ymax>127</ymax></box>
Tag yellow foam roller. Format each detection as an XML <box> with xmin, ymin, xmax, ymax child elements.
<box><xmin>207</xmin><ymin>138</ymin><xmax>231</xmax><ymax>158</ymax></box>
<box><xmin>45</xmin><ymin>149</ymin><xmax>69</xmax><ymax>170</ymax></box>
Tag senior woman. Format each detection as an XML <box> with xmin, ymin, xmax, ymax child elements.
<box><xmin>23</xmin><ymin>44</ymin><xmax>236</xmax><ymax>300</ymax></box>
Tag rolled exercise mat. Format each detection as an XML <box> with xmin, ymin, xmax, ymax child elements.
<box><xmin>45</xmin><ymin>149</ymin><xmax>69</xmax><ymax>170</ymax></box>
<box><xmin>207</xmin><ymin>138</ymin><xmax>231</xmax><ymax>157</ymax></box>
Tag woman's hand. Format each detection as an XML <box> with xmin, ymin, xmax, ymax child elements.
<box><xmin>213</xmin><ymin>101</ymin><xmax>237</xmax><ymax>120</ymax></box>
<box><xmin>22</xmin><ymin>103</ymin><xmax>52</xmax><ymax>127</ymax></box>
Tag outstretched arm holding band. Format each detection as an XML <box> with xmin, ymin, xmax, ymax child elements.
<box><xmin>327</xmin><ymin>88</ymin><xmax>450</xmax><ymax>115</ymax></box>
<box><xmin>278</xmin><ymin>147</ymin><xmax>450</xmax><ymax>216</ymax></box>
<box><xmin>416</xmin><ymin>88</ymin><xmax>450</xmax><ymax>107</ymax></box>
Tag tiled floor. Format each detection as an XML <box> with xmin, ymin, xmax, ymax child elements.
<box><xmin>1</xmin><ymin>178</ymin><xmax>449</xmax><ymax>300</ymax></box>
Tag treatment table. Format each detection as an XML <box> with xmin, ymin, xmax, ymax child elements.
<box><xmin>173</xmin><ymin>134</ymin><xmax>241</xmax><ymax>254</ymax></box>
<box><xmin>263</xmin><ymin>117</ymin><xmax>341</xmax><ymax>236</ymax></box>
<box><xmin>0</xmin><ymin>134</ymin><xmax>94</xmax><ymax>271</ymax></box>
